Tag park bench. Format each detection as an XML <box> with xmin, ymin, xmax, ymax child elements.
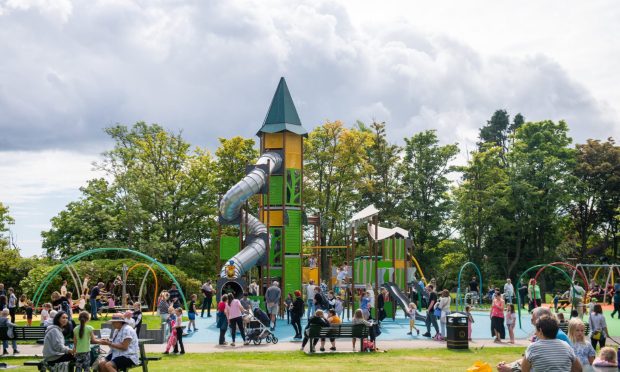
<box><xmin>558</xmin><ymin>322</ymin><xmax>589</xmax><ymax>336</ymax></box>
<box><xmin>23</xmin><ymin>339</ymin><xmax>160</xmax><ymax>372</ymax></box>
<box><xmin>306</xmin><ymin>323</ymin><xmax>370</xmax><ymax>353</ymax></box>
<box><xmin>0</xmin><ymin>326</ymin><xmax>47</xmax><ymax>342</ymax></box>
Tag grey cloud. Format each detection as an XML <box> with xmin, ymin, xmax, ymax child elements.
<box><xmin>0</xmin><ymin>0</ymin><xmax>617</xmax><ymax>153</ymax></box>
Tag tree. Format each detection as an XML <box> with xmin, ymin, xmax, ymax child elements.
<box><xmin>214</xmin><ymin>137</ymin><xmax>259</xmax><ymax>196</ymax></box>
<box><xmin>0</xmin><ymin>202</ymin><xmax>14</xmax><ymax>250</ymax></box>
<box><xmin>399</xmin><ymin>130</ymin><xmax>459</xmax><ymax>261</ymax></box>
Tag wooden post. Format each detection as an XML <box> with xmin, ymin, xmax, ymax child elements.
<box><xmin>350</xmin><ymin>225</ymin><xmax>355</xmax><ymax>320</ymax></box>
<box><xmin>374</xmin><ymin>215</ymin><xmax>379</xmax><ymax>318</ymax></box>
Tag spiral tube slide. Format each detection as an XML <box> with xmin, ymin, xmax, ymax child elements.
<box><xmin>219</xmin><ymin>152</ymin><xmax>282</xmax><ymax>279</ymax></box>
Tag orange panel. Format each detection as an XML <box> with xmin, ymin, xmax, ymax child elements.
<box><xmin>394</xmin><ymin>260</ymin><xmax>406</xmax><ymax>269</ymax></box>
<box><xmin>264</xmin><ymin>133</ymin><xmax>283</xmax><ymax>149</ymax></box>
<box><xmin>285</xmin><ymin>133</ymin><xmax>302</xmax><ymax>169</ymax></box>
<box><xmin>261</xmin><ymin>210</ymin><xmax>283</xmax><ymax>226</ymax></box>
<box><xmin>285</xmin><ymin>152</ymin><xmax>302</xmax><ymax>169</ymax></box>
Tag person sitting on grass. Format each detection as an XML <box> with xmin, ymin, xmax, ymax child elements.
<box><xmin>520</xmin><ymin>315</ymin><xmax>581</xmax><ymax>372</ymax></box>
<box><xmin>592</xmin><ymin>346</ymin><xmax>617</xmax><ymax>369</ymax></box>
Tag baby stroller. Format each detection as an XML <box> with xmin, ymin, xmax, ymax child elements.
<box><xmin>245</xmin><ymin>307</ymin><xmax>279</xmax><ymax>345</ymax></box>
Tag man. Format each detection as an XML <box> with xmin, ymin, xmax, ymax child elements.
<box><xmin>469</xmin><ymin>276</ymin><xmax>479</xmax><ymax>305</ymax></box>
<box><xmin>377</xmin><ymin>287</ymin><xmax>391</xmax><ymax>322</ymax></box>
<box><xmin>264</xmin><ymin>281</ymin><xmax>281</xmax><ymax>330</ymax></box>
<box><xmin>305</xmin><ymin>280</ymin><xmax>316</xmax><ymax>319</ymax></box>
<box><xmin>99</xmin><ymin>314</ymin><xmax>140</xmax><ymax>372</ymax></box>
<box><xmin>421</xmin><ymin>285</ymin><xmax>439</xmax><ymax>338</ymax></box>
<box><xmin>168</xmin><ymin>284</ymin><xmax>181</xmax><ymax>308</ymax></box>
<box><xmin>521</xmin><ymin>316</ymin><xmax>581</xmax><ymax>372</ymax></box>
<box><xmin>200</xmin><ymin>280</ymin><xmax>213</xmax><ymax>318</ymax></box>
<box><xmin>570</xmin><ymin>280</ymin><xmax>586</xmax><ymax>318</ymax></box>
<box><xmin>90</xmin><ymin>282</ymin><xmax>105</xmax><ymax>320</ymax></box>
<box><xmin>0</xmin><ymin>283</ymin><xmax>6</xmax><ymax>298</ymax></box>
<box><xmin>518</xmin><ymin>279</ymin><xmax>528</xmax><ymax>309</ymax></box>
<box><xmin>7</xmin><ymin>288</ymin><xmax>17</xmax><ymax>323</ymax></box>
<box><xmin>504</xmin><ymin>279</ymin><xmax>515</xmax><ymax>304</ymax></box>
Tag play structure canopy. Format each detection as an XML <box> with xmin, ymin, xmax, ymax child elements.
<box><xmin>367</xmin><ymin>224</ymin><xmax>409</xmax><ymax>241</ymax></box>
<box><xmin>349</xmin><ymin>204</ymin><xmax>380</xmax><ymax>225</ymax></box>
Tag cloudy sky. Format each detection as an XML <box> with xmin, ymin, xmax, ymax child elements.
<box><xmin>1</xmin><ymin>0</ymin><xmax>619</xmax><ymax>256</ymax></box>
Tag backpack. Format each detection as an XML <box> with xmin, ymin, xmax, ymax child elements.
<box><xmin>362</xmin><ymin>338</ymin><xmax>375</xmax><ymax>352</ymax></box>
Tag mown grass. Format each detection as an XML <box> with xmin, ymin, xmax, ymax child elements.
<box><xmin>0</xmin><ymin>347</ymin><xmax>526</xmax><ymax>372</ymax></box>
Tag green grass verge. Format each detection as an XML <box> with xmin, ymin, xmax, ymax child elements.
<box><xmin>13</xmin><ymin>314</ymin><xmax>163</xmax><ymax>330</ymax></box>
<box><xmin>0</xmin><ymin>347</ymin><xmax>526</xmax><ymax>372</ymax></box>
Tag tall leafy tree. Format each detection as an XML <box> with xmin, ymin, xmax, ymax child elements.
<box><xmin>399</xmin><ymin>130</ymin><xmax>459</xmax><ymax>261</ymax></box>
<box><xmin>0</xmin><ymin>202</ymin><xmax>15</xmax><ymax>250</ymax></box>
<box><xmin>214</xmin><ymin>137</ymin><xmax>259</xmax><ymax>196</ymax></box>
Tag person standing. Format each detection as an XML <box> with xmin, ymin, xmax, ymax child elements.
<box><xmin>248</xmin><ymin>280</ymin><xmax>259</xmax><ymax>296</ymax></box>
<box><xmin>438</xmin><ymin>289</ymin><xmax>451</xmax><ymax>339</ymax></box>
<box><xmin>227</xmin><ymin>296</ymin><xmax>248</xmax><ymax>346</ymax></box>
<box><xmin>305</xmin><ymin>280</ymin><xmax>316</xmax><ymax>319</ymax></box>
<box><xmin>503</xmin><ymin>279</ymin><xmax>515</xmax><ymax>305</ymax></box>
<box><xmin>291</xmin><ymin>290</ymin><xmax>304</xmax><ymax>339</ymax></box>
<box><xmin>469</xmin><ymin>276</ymin><xmax>479</xmax><ymax>305</ymax></box>
<box><xmin>528</xmin><ymin>279</ymin><xmax>542</xmax><ymax>312</ymax></box>
<box><xmin>491</xmin><ymin>290</ymin><xmax>506</xmax><ymax>343</ymax></box>
<box><xmin>588</xmin><ymin>304</ymin><xmax>608</xmax><ymax>350</ymax></box>
<box><xmin>216</xmin><ymin>294</ymin><xmax>228</xmax><ymax>346</ymax></box>
<box><xmin>0</xmin><ymin>309</ymin><xmax>19</xmax><ymax>355</ymax></box>
<box><xmin>60</xmin><ymin>280</ymin><xmax>68</xmax><ymax>297</ymax></box>
<box><xmin>377</xmin><ymin>287</ymin><xmax>390</xmax><ymax>322</ymax></box>
<box><xmin>570</xmin><ymin>281</ymin><xmax>586</xmax><ymax>318</ymax></box>
<box><xmin>89</xmin><ymin>282</ymin><xmax>104</xmax><ymax>321</ymax></box>
<box><xmin>422</xmin><ymin>285</ymin><xmax>439</xmax><ymax>338</ymax></box>
<box><xmin>200</xmin><ymin>280</ymin><xmax>213</xmax><ymax>318</ymax></box>
<box><xmin>518</xmin><ymin>279</ymin><xmax>528</xmax><ymax>309</ymax></box>
<box><xmin>7</xmin><ymin>288</ymin><xmax>17</xmax><ymax>323</ymax></box>
<box><xmin>168</xmin><ymin>284</ymin><xmax>181</xmax><ymax>309</ymax></box>
<box><xmin>265</xmin><ymin>281</ymin><xmax>281</xmax><ymax>330</ymax></box>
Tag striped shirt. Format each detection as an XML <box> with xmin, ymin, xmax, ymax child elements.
<box><xmin>525</xmin><ymin>338</ymin><xmax>576</xmax><ymax>371</ymax></box>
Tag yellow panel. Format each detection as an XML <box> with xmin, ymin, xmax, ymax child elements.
<box><xmin>302</xmin><ymin>267</ymin><xmax>319</xmax><ymax>283</ymax></box>
<box><xmin>285</xmin><ymin>133</ymin><xmax>302</xmax><ymax>153</ymax></box>
<box><xmin>394</xmin><ymin>260</ymin><xmax>406</xmax><ymax>269</ymax></box>
<box><xmin>264</xmin><ymin>133</ymin><xmax>283</xmax><ymax>149</ymax></box>
<box><xmin>261</xmin><ymin>210</ymin><xmax>283</xmax><ymax>226</ymax></box>
<box><xmin>285</xmin><ymin>152</ymin><xmax>302</xmax><ymax>169</ymax></box>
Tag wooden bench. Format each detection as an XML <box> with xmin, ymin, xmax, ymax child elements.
<box><xmin>306</xmin><ymin>324</ymin><xmax>370</xmax><ymax>353</ymax></box>
<box><xmin>558</xmin><ymin>322</ymin><xmax>589</xmax><ymax>336</ymax></box>
<box><xmin>0</xmin><ymin>326</ymin><xmax>47</xmax><ymax>342</ymax></box>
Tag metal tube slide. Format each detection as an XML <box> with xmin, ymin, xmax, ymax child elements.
<box><xmin>219</xmin><ymin>152</ymin><xmax>282</xmax><ymax>279</ymax></box>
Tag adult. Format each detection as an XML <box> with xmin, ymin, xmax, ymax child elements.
<box><xmin>366</xmin><ymin>284</ymin><xmax>375</xmax><ymax>311</ymax></box>
<box><xmin>568</xmin><ymin>318</ymin><xmax>595</xmax><ymax>368</ymax></box>
<box><xmin>520</xmin><ymin>316</ymin><xmax>581</xmax><ymax>372</ymax></box>
<box><xmin>89</xmin><ymin>282</ymin><xmax>105</xmax><ymax>320</ymax></box>
<box><xmin>7</xmin><ymin>288</ymin><xmax>17</xmax><ymax>323</ymax></box>
<box><xmin>308</xmin><ymin>256</ymin><xmax>317</xmax><ymax>269</ymax></box>
<box><xmin>491</xmin><ymin>290</ymin><xmax>506</xmax><ymax>342</ymax></box>
<box><xmin>377</xmin><ymin>287</ymin><xmax>391</xmax><ymax>322</ymax></box>
<box><xmin>305</xmin><ymin>280</ymin><xmax>316</xmax><ymax>319</ymax></box>
<box><xmin>291</xmin><ymin>290</ymin><xmax>304</xmax><ymax>339</ymax></box>
<box><xmin>351</xmin><ymin>309</ymin><xmax>374</xmax><ymax>351</ymax></box>
<box><xmin>0</xmin><ymin>308</ymin><xmax>19</xmax><ymax>355</ymax></box>
<box><xmin>588</xmin><ymin>303</ymin><xmax>608</xmax><ymax>350</ymax></box>
<box><xmin>422</xmin><ymin>285</ymin><xmax>439</xmax><ymax>338</ymax></box>
<box><xmin>336</xmin><ymin>265</ymin><xmax>347</xmax><ymax>293</ymax></box>
<box><xmin>504</xmin><ymin>279</ymin><xmax>515</xmax><ymax>304</ymax></box>
<box><xmin>227</xmin><ymin>295</ymin><xmax>248</xmax><ymax>346</ymax></box>
<box><xmin>570</xmin><ymin>281</ymin><xmax>586</xmax><ymax>318</ymax></box>
<box><xmin>157</xmin><ymin>291</ymin><xmax>170</xmax><ymax>324</ymax></box>
<box><xmin>518</xmin><ymin>279</ymin><xmax>528</xmax><ymax>309</ymax></box>
<box><xmin>265</xmin><ymin>281</ymin><xmax>281</xmax><ymax>330</ymax></box>
<box><xmin>438</xmin><ymin>289</ymin><xmax>451</xmax><ymax>338</ymax></box>
<box><xmin>528</xmin><ymin>279</ymin><xmax>542</xmax><ymax>312</ymax></box>
<box><xmin>168</xmin><ymin>284</ymin><xmax>181</xmax><ymax>308</ymax></box>
<box><xmin>42</xmin><ymin>311</ymin><xmax>74</xmax><ymax>366</ymax></box>
<box><xmin>300</xmin><ymin>309</ymin><xmax>329</xmax><ymax>352</ymax></box>
<box><xmin>469</xmin><ymin>276</ymin><xmax>479</xmax><ymax>293</ymax></box>
<box><xmin>314</xmin><ymin>286</ymin><xmax>328</xmax><ymax>313</ymax></box>
<box><xmin>200</xmin><ymin>280</ymin><xmax>214</xmax><ymax>318</ymax></box>
<box><xmin>98</xmin><ymin>314</ymin><xmax>139</xmax><ymax>372</ymax></box>
<box><xmin>248</xmin><ymin>280</ymin><xmax>259</xmax><ymax>297</ymax></box>
<box><xmin>216</xmin><ymin>294</ymin><xmax>229</xmax><ymax>346</ymax></box>
<box><xmin>612</xmin><ymin>284</ymin><xmax>620</xmax><ymax>319</ymax></box>
<box><xmin>0</xmin><ymin>283</ymin><xmax>5</xmax><ymax>297</ymax></box>
<box><xmin>60</xmin><ymin>280</ymin><xmax>68</xmax><ymax>297</ymax></box>
<box><xmin>359</xmin><ymin>292</ymin><xmax>370</xmax><ymax>320</ymax></box>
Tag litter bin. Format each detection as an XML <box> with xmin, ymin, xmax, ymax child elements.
<box><xmin>446</xmin><ymin>312</ymin><xmax>468</xmax><ymax>349</ymax></box>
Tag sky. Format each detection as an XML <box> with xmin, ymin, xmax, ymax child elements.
<box><xmin>0</xmin><ymin>0</ymin><xmax>619</xmax><ymax>256</ymax></box>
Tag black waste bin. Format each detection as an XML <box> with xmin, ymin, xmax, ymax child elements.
<box><xmin>446</xmin><ymin>312</ymin><xmax>468</xmax><ymax>349</ymax></box>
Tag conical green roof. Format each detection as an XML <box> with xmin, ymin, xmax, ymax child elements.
<box><xmin>257</xmin><ymin>77</ymin><xmax>308</xmax><ymax>137</ymax></box>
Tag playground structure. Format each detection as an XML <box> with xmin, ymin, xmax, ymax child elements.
<box><xmin>455</xmin><ymin>262</ymin><xmax>483</xmax><ymax>312</ymax></box>
<box><xmin>574</xmin><ymin>263</ymin><xmax>620</xmax><ymax>304</ymax></box>
<box><xmin>32</xmin><ymin>248</ymin><xmax>185</xmax><ymax>311</ymax></box>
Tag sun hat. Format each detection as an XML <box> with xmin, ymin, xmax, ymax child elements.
<box><xmin>109</xmin><ymin>313</ymin><xmax>130</xmax><ymax>323</ymax></box>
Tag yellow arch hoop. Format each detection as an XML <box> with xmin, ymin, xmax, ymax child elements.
<box><xmin>127</xmin><ymin>263</ymin><xmax>158</xmax><ymax>313</ymax></box>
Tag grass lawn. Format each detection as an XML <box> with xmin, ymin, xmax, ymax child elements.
<box><xmin>12</xmin><ymin>314</ymin><xmax>163</xmax><ymax>330</ymax></box>
<box><xmin>0</xmin><ymin>347</ymin><xmax>526</xmax><ymax>372</ymax></box>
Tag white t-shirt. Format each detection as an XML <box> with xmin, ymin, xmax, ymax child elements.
<box><xmin>306</xmin><ymin>284</ymin><xmax>316</xmax><ymax>300</ymax></box>
<box><xmin>109</xmin><ymin>325</ymin><xmax>139</xmax><ymax>365</ymax></box>
<box><xmin>504</xmin><ymin>283</ymin><xmax>514</xmax><ymax>296</ymax></box>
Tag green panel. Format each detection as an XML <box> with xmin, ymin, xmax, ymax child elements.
<box><xmin>219</xmin><ymin>236</ymin><xmax>239</xmax><ymax>261</ymax></box>
<box><xmin>378</xmin><ymin>260</ymin><xmax>392</xmax><ymax>269</ymax></box>
<box><xmin>284</xmin><ymin>256</ymin><xmax>301</xmax><ymax>296</ymax></box>
<box><xmin>286</xmin><ymin>169</ymin><xmax>302</xmax><ymax>205</ymax></box>
<box><xmin>396</xmin><ymin>239</ymin><xmax>405</xmax><ymax>260</ymax></box>
<box><xmin>266</xmin><ymin>268</ymin><xmax>282</xmax><ymax>283</ymax></box>
<box><xmin>285</xmin><ymin>210</ymin><xmax>302</xmax><ymax>254</ymax></box>
<box><xmin>396</xmin><ymin>268</ymin><xmax>406</xmax><ymax>289</ymax></box>
<box><xmin>269</xmin><ymin>228</ymin><xmax>283</xmax><ymax>266</ymax></box>
<box><xmin>268</xmin><ymin>176</ymin><xmax>283</xmax><ymax>205</ymax></box>
<box><xmin>383</xmin><ymin>240</ymin><xmax>392</xmax><ymax>260</ymax></box>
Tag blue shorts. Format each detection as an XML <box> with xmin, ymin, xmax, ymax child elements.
<box><xmin>188</xmin><ymin>312</ymin><xmax>196</xmax><ymax>320</ymax></box>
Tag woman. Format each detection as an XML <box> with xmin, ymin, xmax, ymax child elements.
<box><xmin>43</xmin><ymin>311</ymin><xmax>75</xmax><ymax>366</ymax></box>
<box><xmin>227</xmin><ymin>295</ymin><xmax>248</xmax><ymax>346</ymax></box>
<box><xmin>157</xmin><ymin>291</ymin><xmax>170</xmax><ymax>324</ymax></box>
<box><xmin>377</xmin><ymin>287</ymin><xmax>390</xmax><ymax>322</ymax></box>
<box><xmin>438</xmin><ymin>289</ymin><xmax>451</xmax><ymax>338</ymax></box>
<box><xmin>359</xmin><ymin>292</ymin><xmax>370</xmax><ymax>320</ymax></box>
<box><xmin>291</xmin><ymin>290</ymin><xmax>305</xmax><ymax>339</ymax></box>
<box><xmin>351</xmin><ymin>309</ymin><xmax>374</xmax><ymax>351</ymax></box>
<box><xmin>588</xmin><ymin>303</ymin><xmax>609</xmax><ymax>350</ymax></box>
<box><xmin>567</xmin><ymin>317</ymin><xmax>595</xmax><ymax>367</ymax></box>
<box><xmin>98</xmin><ymin>314</ymin><xmax>139</xmax><ymax>372</ymax></box>
<box><xmin>301</xmin><ymin>309</ymin><xmax>329</xmax><ymax>352</ymax></box>
<box><xmin>0</xmin><ymin>309</ymin><xmax>19</xmax><ymax>355</ymax></box>
<box><xmin>216</xmin><ymin>294</ymin><xmax>229</xmax><ymax>346</ymax></box>
<box><xmin>490</xmin><ymin>290</ymin><xmax>505</xmax><ymax>343</ymax></box>
<box><xmin>527</xmin><ymin>279</ymin><xmax>541</xmax><ymax>312</ymax></box>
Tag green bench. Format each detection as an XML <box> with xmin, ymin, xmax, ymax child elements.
<box><xmin>305</xmin><ymin>323</ymin><xmax>370</xmax><ymax>353</ymax></box>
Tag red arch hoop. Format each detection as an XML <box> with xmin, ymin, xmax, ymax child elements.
<box><xmin>531</xmin><ymin>262</ymin><xmax>589</xmax><ymax>309</ymax></box>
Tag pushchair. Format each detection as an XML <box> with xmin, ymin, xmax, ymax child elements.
<box><xmin>245</xmin><ymin>307</ymin><xmax>279</xmax><ymax>345</ymax></box>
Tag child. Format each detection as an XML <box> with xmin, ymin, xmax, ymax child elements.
<box><xmin>107</xmin><ymin>294</ymin><xmax>115</xmax><ymax>309</ymax></box>
<box><xmin>465</xmin><ymin>305</ymin><xmax>474</xmax><ymax>341</ymax></box>
<box><xmin>133</xmin><ymin>302</ymin><xmax>143</xmax><ymax>336</ymax></box>
<box><xmin>592</xmin><ymin>346</ymin><xmax>617</xmax><ymax>368</ymax></box>
<box><xmin>73</xmin><ymin>311</ymin><xmax>99</xmax><ymax>372</ymax></box>
<box><xmin>187</xmin><ymin>294</ymin><xmax>197</xmax><ymax>332</ymax></box>
<box><xmin>567</xmin><ymin>318</ymin><xmax>596</xmax><ymax>367</ymax></box>
<box><xmin>334</xmin><ymin>296</ymin><xmax>344</xmax><ymax>319</ymax></box>
<box><xmin>557</xmin><ymin>312</ymin><xmax>566</xmax><ymax>325</ymax></box>
<box><xmin>173</xmin><ymin>308</ymin><xmax>185</xmax><ymax>354</ymax></box>
<box><xmin>164</xmin><ymin>307</ymin><xmax>177</xmax><ymax>354</ymax></box>
<box><xmin>123</xmin><ymin>310</ymin><xmax>135</xmax><ymax>328</ymax></box>
<box><xmin>587</xmin><ymin>298</ymin><xmax>597</xmax><ymax>315</ymax></box>
<box><xmin>45</xmin><ymin>310</ymin><xmax>57</xmax><ymax>327</ymax></box>
<box><xmin>78</xmin><ymin>294</ymin><xmax>86</xmax><ymax>311</ymax></box>
<box><xmin>24</xmin><ymin>301</ymin><xmax>33</xmax><ymax>326</ymax></box>
<box><xmin>505</xmin><ymin>304</ymin><xmax>517</xmax><ymax>344</ymax></box>
<box><xmin>553</xmin><ymin>291</ymin><xmax>560</xmax><ymax>312</ymax></box>
<box><xmin>40</xmin><ymin>303</ymin><xmax>52</xmax><ymax>326</ymax></box>
<box><xmin>406</xmin><ymin>302</ymin><xmax>419</xmax><ymax>336</ymax></box>
<box><xmin>285</xmin><ymin>293</ymin><xmax>293</xmax><ymax>324</ymax></box>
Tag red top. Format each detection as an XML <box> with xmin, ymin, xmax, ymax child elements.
<box><xmin>217</xmin><ymin>301</ymin><xmax>226</xmax><ymax>312</ymax></box>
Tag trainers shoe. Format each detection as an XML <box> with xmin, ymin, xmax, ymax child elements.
<box><xmin>421</xmin><ymin>332</ymin><xmax>431</xmax><ymax>337</ymax></box>
<box><xmin>230</xmin><ymin>342</ymin><xmax>235</xmax><ymax>347</ymax></box>
<box><xmin>13</xmin><ymin>350</ymin><xmax>19</xmax><ymax>355</ymax></box>
<box><xmin>163</xmin><ymin>351</ymin><xmax>169</xmax><ymax>355</ymax></box>
<box><xmin>219</xmin><ymin>342</ymin><xmax>228</xmax><ymax>346</ymax></box>
<box><xmin>244</xmin><ymin>341</ymin><xmax>250</xmax><ymax>345</ymax></box>
<box><xmin>329</xmin><ymin>347</ymin><xmax>336</xmax><ymax>351</ymax></box>
<box><xmin>320</xmin><ymin>347</ymin><xmax>325</xmax><ymax>352</ymax></box>
<box><xmin>406</xmin><ymin>332</ymin><xmax>412</xmax><ymax>335</ymax></box>
<box><xmin>180</xmin><ymin>351</ymin><xmax>185</xmax><ymax>355</ymax></box>
<box><xmin>417</xmin><ymin>329</ymin><xmax>420</xmax><ymax>335</ymax></box>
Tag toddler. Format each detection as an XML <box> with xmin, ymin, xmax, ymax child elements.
<box><xmin>406</xmin><ymin>302</ymin><xmax>419</xmax><ymax>335</ymax></box>
<box><xmin>592</xmin><ymin>346</ymin><xmax>617</xmax><ymax>368</ymax></box>
<box><xmin>466</xmin><ymin>305</ymin><xmax>475</xmax><ymax>341</ymax></box>
<box><xmin>505</xmin><ymin>304</ymin><xmax>516</xmax><ymax>344</ymax></box>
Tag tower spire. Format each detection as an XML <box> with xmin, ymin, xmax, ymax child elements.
<box><xmin>257</xmin><ymin>77</ymin><xmax>308</xmax><ymax>137</ymax></box>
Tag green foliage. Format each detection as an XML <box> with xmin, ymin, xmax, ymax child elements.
<box><xmin>0</xmin><ymin>202</ymin><xmax>14</xmax><ymax>250</ymax></box>
<box><xmin>0</xmin><ymin>249</ymin><xmax>50</xmax><ymax>294</ymax></box>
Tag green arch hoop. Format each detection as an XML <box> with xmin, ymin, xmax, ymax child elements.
<box><xmin>32</xmin><ymin>248</ymin><xmax>187</xmax><ymax>311</ymax></box>
<box><xmin>456</xmin><ymin>262</ymin><xmax>483</xmax><ymax>312</ymax></box>
<box><xmin>516</xmin><ymin>263</ymin><xmax>576</xmax><ymax>329</ymax></box>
